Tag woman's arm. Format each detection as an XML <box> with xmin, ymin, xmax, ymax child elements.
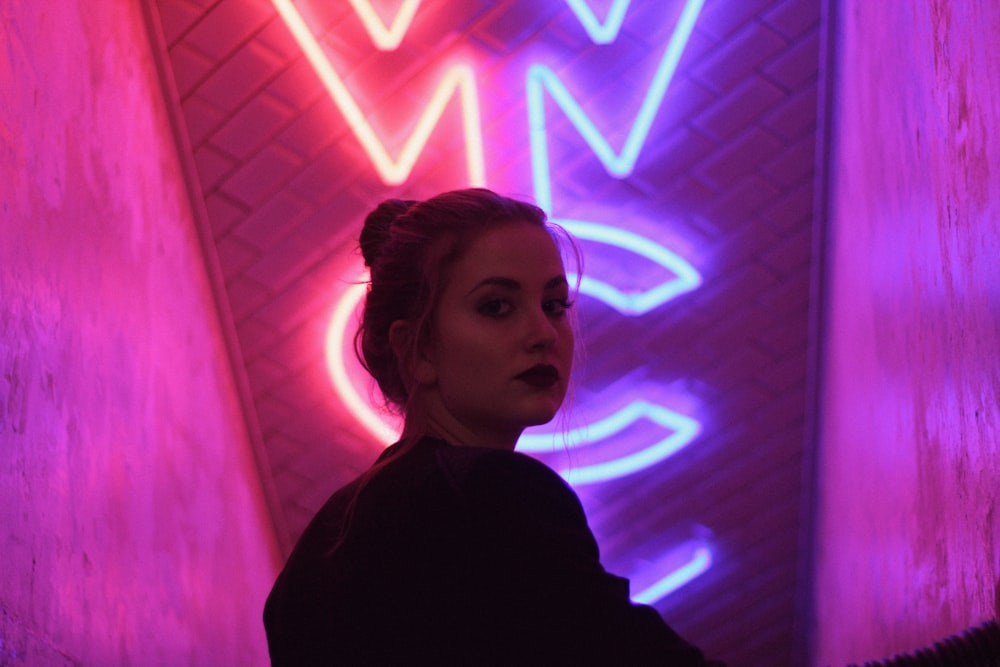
<box><xmin>447</xmin><ymin>447</ymin><xmax>724</xmax><ymax>665</ymax></box>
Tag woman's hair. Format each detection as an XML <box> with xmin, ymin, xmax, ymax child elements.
<box><xmin>355</xmin><ymin>188</ymin><xmax>572</xmax><ymax>414</ymax></box>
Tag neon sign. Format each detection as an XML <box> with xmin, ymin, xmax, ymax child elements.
<box><xmin>519</xmin><ymin>398</ymin><xmax>701</xmax><ymax>485</ymax></box>
<box><xmin>324</xmin><ymin>274</ymin><xmax>399</xmax><ymax>444</ymax></box>
<box><xmin>284</xmin><ymin>0</ymin><xmax>711</xmax><ymax>604</ymax></box>
<box><xmin>561</xmin><ymin>221</ymin><xmax>702</xmax><ymax>316</ymax></box>
<box><xmin>346</xmin><ymin>0</ymin><xmax>421</xmax><ymax>50</ymax></box>
<box><xmin>272</xmin><ymin>0</ymin><xmax>485</xmax><ymax>186</ymax></box>
<box><xmin>564</xmin><ymin>0</ymin><xmax>633</xmax><ymax>44</ymax></box>
<box><xmin>528</xmin><ymin>0</ymin><xmax>704</xmax><ymax>200</ymax></box>
<box><xmin>631</xmin><ymin>540</ymin><xmax>713</xmax><ymax>604</ymax></box>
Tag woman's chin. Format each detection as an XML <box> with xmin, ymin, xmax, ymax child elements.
<box><xmin>519</xmin><ymin>405</ymin><xmax>562</xmax><ymax>427</ymax></box>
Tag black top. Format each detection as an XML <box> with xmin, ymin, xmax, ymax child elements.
<box><xmin>264</xmin><ymin>437</ymin><xmax>715</xmax><ymax>666</ymax></box>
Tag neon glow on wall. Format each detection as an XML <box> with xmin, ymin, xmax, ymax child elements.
<box><xmin>282</xmin><ymin>0</ymin><xmax>711</xmax><ymax>604</ymax></box>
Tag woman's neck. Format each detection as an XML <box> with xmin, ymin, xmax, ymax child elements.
<box><xmin>401</xmin><ymin>411</ymin><xmax>520</xmax><ymax>451</ymax></box>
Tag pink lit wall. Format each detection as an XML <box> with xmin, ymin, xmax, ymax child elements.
<box><xmin>813</xmin><ymin>1</ymin><xmax>1000</xmax><ymax>663</ymax></box>
<box><xmin>0</xmin><ymin>1</ymin><xmax>279</xmax><ymax>664</ymax></box>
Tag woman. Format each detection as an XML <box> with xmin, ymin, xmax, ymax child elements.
<box><xmin>263</xmin><ymin>188</ymin><xmax>720</xmax><ymax>665</ymax></box>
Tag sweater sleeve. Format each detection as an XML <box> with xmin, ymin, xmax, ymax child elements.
<box><xmin>841</xmin><ymin>620</ymin><xmax>1000</xmax><ymax>667</ymax></box>
<box><xmin>442</xmin><ymin>447</ymin><xmax>721</xmax><ymax>666</ymax></box>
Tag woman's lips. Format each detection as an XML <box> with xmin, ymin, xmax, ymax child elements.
<box><xmin>515</xmin><ymin>364</ymin><xmax>560</xmax><ymax>388</ymax></box>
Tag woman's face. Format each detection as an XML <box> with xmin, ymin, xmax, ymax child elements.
<box><xmin>415</xmin><ymin>221</ymin><xmax>574</xmax><ymax>449</ymax></box>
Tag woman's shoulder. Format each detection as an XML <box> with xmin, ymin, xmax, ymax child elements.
<box><xmin>430</xmin><ymin>440</ymin><xmax>590</xmax><ymax>525</ymax></box>
<box><xmin>342</xmin><ymin>437</ymin><xmax>587</xmax><ymax>530</ymax></box>
<box><xmin>432</xmin><ymin>439</ymin><xmax>570</xmax><ymax>488</ymax></box>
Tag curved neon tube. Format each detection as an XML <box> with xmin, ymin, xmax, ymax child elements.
<box><xmin>530</xmin><ymin>401</ymin><xmax>701</xmax><ymax>486</ymax></box>
<box><xmin>324</xmin><ymin>273</ymin><xmax>401</xmax><ymax>444</ymax></box>
<box><xmin>519</xmin><ymin>400</ymin><xmax>698</xmax><ymax>451</ymax></box>
<box><xmin>562</xmin><ymin>220</ymin><xmax>702</xmax><ymax>315</ymax></box>
<box><xmin>631</xmin><ymin>546</ymin><xmax>712</xmax><ymax>604</ymax></box>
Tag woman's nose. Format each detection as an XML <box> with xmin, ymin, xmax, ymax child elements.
<box><xmin>525</xmin><ymin>309</ymin><xmax>558</xmax><ymax>350</ymax></box>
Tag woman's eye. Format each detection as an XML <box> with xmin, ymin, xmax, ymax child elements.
<box><xmin>544</xmin><ymin>298</ymin><xmax>574</xmax><ymax>317</ymax></box>
<box><xmin>479</xmin><ymin>299</ymin><xmax>513</xmax><ymax>317</ymax></box>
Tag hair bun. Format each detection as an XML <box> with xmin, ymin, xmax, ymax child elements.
<box><xmin>359</xmin><ymin>198</ymin><xmax>415</xmax><ymax>267</ymax></box>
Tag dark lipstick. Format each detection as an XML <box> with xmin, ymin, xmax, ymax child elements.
<box><xmin>515</xmin><ymin>364</ymin><xmax>560</xmax><ymax>388</ymax></box>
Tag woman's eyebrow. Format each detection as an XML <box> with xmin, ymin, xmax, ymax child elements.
<box><xmin>465</xmin><ymin>277</ymin><xmax>520</xmax><ymax>296</ymax></box>
<box><xmin>465</xmin><ymin>274</ymin><xmax>567</xmax><ymax>296</ymax></box>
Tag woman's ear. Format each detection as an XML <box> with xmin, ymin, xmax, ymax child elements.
<box><xmin>389</xmin><ymin>320</ymin><xmax>436</xmax><ymax>386</ymax></box>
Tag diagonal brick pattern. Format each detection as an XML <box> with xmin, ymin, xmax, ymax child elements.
<box><xmin>150</xmin><ymin>1</ymin><xmax>822</xmax><ymax>664</ymax></box>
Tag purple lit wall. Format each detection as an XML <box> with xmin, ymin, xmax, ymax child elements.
<box><xmin>813</xmin><ymin>1</ymin><xmax>1000</xmax><ymax>663</ymax></box>
<box><xmin>0</xmin><ymin>1</ymin><xmax>279</xmax><ymax>664</ymax></box>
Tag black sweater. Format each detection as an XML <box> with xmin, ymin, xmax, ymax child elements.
<box><xmin>264</xmin><ymin>436</ymin><xmax>716</xmax><ymax>666</ymax></box>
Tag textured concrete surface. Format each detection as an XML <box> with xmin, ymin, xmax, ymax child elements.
<box><xmin>0</xmin><ymin>1</ymin><xmax>280</xmax><ymax>664</ymax></box>
<box><xmin>814</xmin><ymin>1</ymin><xmax>1000</xmax><ymax>662</ymax></box>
